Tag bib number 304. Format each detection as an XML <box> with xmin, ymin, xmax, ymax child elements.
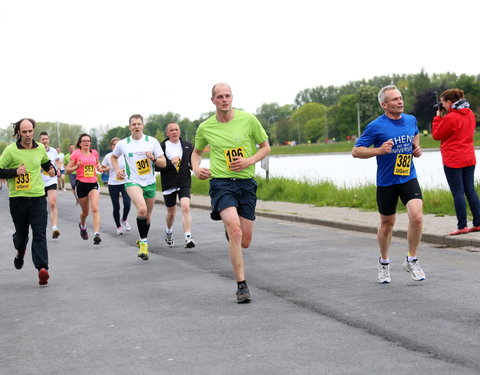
<box><xmin>224</xmin><ymin>147</ymin><xmax>245</xmax><ymax>170</ymax></box>
<box><xmin>394</xmin><ymin>154</ymin><xmax>412</xmax><ymax>176</ymax></box>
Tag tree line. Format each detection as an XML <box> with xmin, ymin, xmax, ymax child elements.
<box><xmin>1</xmin><ymin>70</ymin><xmax>479</xmax><ymax>155</ymax></box>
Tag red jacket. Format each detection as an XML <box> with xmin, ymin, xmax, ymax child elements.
<box><xmin>432</xmin><ymin>107</ymin><xmax>477</xmax><ymax>168</ymax></box>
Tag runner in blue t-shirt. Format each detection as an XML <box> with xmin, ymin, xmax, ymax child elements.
<box><xmin>352</xmin><ymin>85</ymin><xmax>426</xmax><ymax>284</ymax></box>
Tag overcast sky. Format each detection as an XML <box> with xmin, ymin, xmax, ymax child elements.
<box><xmin>1</xmin><ymin>0</ymin><xmax>478</xmax><ymax>130</ymax></box>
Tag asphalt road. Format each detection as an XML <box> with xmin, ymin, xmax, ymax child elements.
<box><xmin>1</xmin><ymin>188</ymin><xmax>479</xmax><ymax>375</ymax></box>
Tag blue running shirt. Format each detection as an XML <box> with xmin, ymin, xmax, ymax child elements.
<box><xmin>355</xmin><ymin>114</ymin><xmax>419</xmax><ymax>187</ymax></box>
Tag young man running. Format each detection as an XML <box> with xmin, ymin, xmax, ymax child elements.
<box><xmin>352</xmin><ymin>85</ymin><xmax>425</xmax><ymax>284</ymax></box>
<box><xmin>191</xmin><ymin>83</ymin><xmax>271</xmax><ymax>303</ymax></box>
<box><xmin>111</xmin><ymin>114</ymin><xmax>166</xmax><ymax>260</ymax></box>
<box><xmin>157</xmin><ymin>122</ymin><xmax>195</xmax><ymax>248</ymax></box>
<box><xmin>39</xmin><ymin>132</ymin><xmax>61</xmax><ymax>238</ymax></box>
<box><xmin>0</xmin><ymin>118</ymin><xmax>56</xmax><ymax>285</ymax></box>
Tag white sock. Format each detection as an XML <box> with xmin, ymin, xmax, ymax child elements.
<box><xmin>185</xmin><ymin>232</ymin><xmax>192</xmax><ymax>239</ymax></box>
<box><xmin>165</xmin><ymin>228</ymin><xmax>173</xmax><ymax>234</ymax></box>
<box><xmin>380</xmin><ymin>258</ymin><xmax>390</xmax><ymax>264</ymax></box>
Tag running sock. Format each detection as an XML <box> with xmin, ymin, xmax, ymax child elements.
<box><xmin>146</xmin><ymin>222</ymin><xmax>151</xmax><ymax>237</ymax></box>
<box><xmin>237</xmin><ymin>280</ymin><xmax>247</xmax><ymax>287</ymax></box>
<box><xmin>80</xmin><ymin>224</ymin><xmax>87</xmax><ymax>230</ymax></box>
<box><xmin>407</xmin><ymin>252</ymin><xmax>417</xmax><ymax>262</ymax></box>
<box><xmin>185</xmin><ymin>232</ymin><xmax>191</xmax><ymax>239</ymax></box>
<box><xmin>380</xmin><ymin>257</ymin><xmax>390</xmax><ymax>265</ymax></box>
<box><xmin>137</xmin><ymin>217</ymin><xmax>148</xmax><ymax>239</ymax></box>
<box><xmin>52</xmin><ymin>225</ymin><xmax>58</xmax><ymax>231</ymax></box>
<box><xmin>166</xmin><ymin>227</ymin><xmax>173</xmax><ymax>235</ymax></box>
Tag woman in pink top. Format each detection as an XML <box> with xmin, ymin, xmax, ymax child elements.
<box><xmin>65</xmin><ymin>133</ymin><xmax>102</xmax><ymax>244</ymax></box>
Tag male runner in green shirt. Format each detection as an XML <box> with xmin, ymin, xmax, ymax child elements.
<box><xmin>192</xmin><ymin>83</ymin><xmax>271</xmax><ymax>303</ymax></box>
<box><xmin>0</xmin><ymin>118</ymin><xmax>56</xmax><ymax>285</ymax></box>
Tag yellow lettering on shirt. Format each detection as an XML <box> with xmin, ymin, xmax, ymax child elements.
<box><xmin>136</xmin><ymin>158</ymin><xmax>151</xmax><ymax>175</ymax></box>
<box><xmin>15</xmin><ymin>173</ymin><xmax>31</xmax><ymax>190</ymax></box>
<box><xmin>224</xmin><ymin>147</ymin><xmax>245</xmax><ymax>170</ymax></box>
<box><xmin>394</xmin><ymin>154</ymin><xmax>412</xmax><ymax>176</ymax></box>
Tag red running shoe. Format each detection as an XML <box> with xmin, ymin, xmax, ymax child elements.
<box><xmin>38</xmin><ymin>268</ymin><xmax>49</xmax><ymax>286</ymax></box>
<box><xmin>448</xmin><ymin>227</ymin><xmax>470</xmax><ymax>236</ymax></box>
<box><xmin>469</xmin><ymin>226</ymin><xmax>480</xmax><ymax>233</ymax></box>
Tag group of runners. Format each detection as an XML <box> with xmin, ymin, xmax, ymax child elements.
<box><xmin>1</xmin><ymin>83</ymin><xmax>440</xmax><ymax>302</ymax></box>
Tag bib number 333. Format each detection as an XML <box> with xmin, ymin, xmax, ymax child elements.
<box><xmin>394</xmin><ymin>154</ymin><xmax>412</xmax><ymax>176</ymax></box>
<box><xmin>224</xmin><ymin>147</ymin><xmax>245</xmax><ymax>170</ymax></box>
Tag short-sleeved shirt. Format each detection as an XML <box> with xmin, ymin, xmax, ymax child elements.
<box><xmin>71</xmin><ymin>149</ymin><xmax>99</xmax><ymax>183</ymax></box>
<box><xmin>0</xmin><ymin>141</ymin><xmax>51</xmax><ymax>197</ymax></box>
<box><xmin>112</xmin><ymin>134</ymin><xmax>163</xmax><ymax>187</ymax></box>
<box><xmin>41</xmin><ymin>147</ymin><xmax>59</xmax><ymax>187</ymax></box>
<box><xmin>355</xmin><ymin>114</ymin><xmax>419</xmax><ymax>187</ymax></box>
<box><xmin>102</xmin><ymin>152</ymin><xmax>126</xmax><ymax>186</ymax></box>
<box><xmin>195</xmin><ymin>110</ymin><xmax>268</xmax><ymax>179</ymax></box>
<box><xmin>64</xmin><ymin>153</ymin><xmax>76</xmax><ymax>175</ymax></box>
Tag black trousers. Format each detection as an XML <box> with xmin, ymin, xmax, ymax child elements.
<box><xmin>9</xmin><ymin>196</ymin><xmax>49</xmax><ymax>270</ymax></box>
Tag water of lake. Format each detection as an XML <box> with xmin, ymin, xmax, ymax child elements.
<box><xmin>200</xmin><ymin>150</ymin><xmax>480</xmax><ymax>190</ymax></box>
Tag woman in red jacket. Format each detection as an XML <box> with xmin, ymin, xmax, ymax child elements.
<box><xmin>432</xmin><ymin>88</ymin><xmax>480</xmax><ymax>235</ymax></box>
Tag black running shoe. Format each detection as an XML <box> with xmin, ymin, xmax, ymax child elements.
<box><xmin>79</xmin><ymin>224</ymin><xmax>88</xmax><ymax>240</ymax></box>
<box><xmin>93</xmin><ymin>234</ymin><xmax>101</xmax><ymax>245</ymax></box>
<box><xmin>236</xmin><ymin>283</ymin><xmax>251</xmax><ymax>304</ymax></box>
<box><xmin>14</xmin><ymin>250</ymin><xmax>25</xmax><ymax>270</ymax></box>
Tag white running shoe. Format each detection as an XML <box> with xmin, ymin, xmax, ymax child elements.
<box><xmin>377</xmin><ymin>260</ymin><xmax>391</xmax><ymax>284</ymax></box>
<box><xmin>165</xmin><ymin>232</ymin><xmax>174</xmax><ymax>247</ymax></box>
<box><xmin>402</xmin><ymin>257</ymin><xmax>426</xmax><ymax>281</ymax></box>
<box><xmin>116</xmin><ymin>226</ymin><xmax>125</xmax><ymax>235</ymax></box>
<box><xmin>121</xmin><ymin>220</ymin><xmax>131</xmax><ymax>231</ymax></box>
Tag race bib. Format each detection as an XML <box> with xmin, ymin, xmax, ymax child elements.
<box><xmin>394</xmin><ymin>154</ymin><xmax>412</xmax><ymax>176</ymax></box>
<box><xmin>15</xmin><ymin>173</ymin><xmax>31</xmax><ymax>190</ymax></box>
<box><xmin>136</xmin><ymin>158</ymin><xmax>151</xmax><ymax>175</ymax></box>
<box><xmin>224</xmin><ymin>147</ymin><xmax>245</xmax><ymax>170</ymax></box>
<box><xmin>84</xmin><ymin>165</ymin><xmax>95</xmax><ymax>178</ymax></box>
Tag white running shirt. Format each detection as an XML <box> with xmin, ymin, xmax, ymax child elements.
<box><xmin>112</xmin><ymin>134</ymin><xmax>163</xmax><ymax>187</ymax></box>
<box><xmin>102</xmin><ymin>152</ymin><xmax>126</xmax><ymax>186</ymax></box>
<box><xmin>41</xmin><ymin>147</ymin><xmax>59</xmax><ymax>187</ymax></box>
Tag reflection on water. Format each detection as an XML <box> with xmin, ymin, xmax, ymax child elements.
<box><xmin>250</xmin><ymin>150</ymin><xmax>480</xmax><ymax>190</ymax></box>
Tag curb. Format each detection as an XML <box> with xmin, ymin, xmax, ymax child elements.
<box><xmin>93</xmin><ymin>186</ymin><xmax>478</xmax><ymax>249</ymax></box>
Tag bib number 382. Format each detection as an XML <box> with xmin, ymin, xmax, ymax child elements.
<box><xmin>224</xmin><ymin>147</ymin><xmax>245</xmax><ymax>170</ymax></box>
<box><xmin>394</xmin><ymin>154</ymin><xmax>412</xmax><ymax>176</ymax></box>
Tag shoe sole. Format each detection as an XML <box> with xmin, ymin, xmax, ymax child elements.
<box><xmin>94</xmin><ymin>238</ymin><xmax>101</xmax><ymax>245</ymax></box>
<box><xmin>52</xmin><ymin>230</ymin><xmax>60</xmax><ymax>239</ymax></box>
<box><xmin>378</xmin><ymin>279</ymin><xmax>391</xmax><ymax>284</ymax></box>
<box><xmin>185</xmin><ymin>242</ymin><xmax>196</xmax><ymax>249</ymax></box>
<box><xmin>38</xmin><ymin>269</ymin><xmax>49</xmax><ymax>286</ymax></box>
<box><xmin>237</xmin><ymin>295</ymin><xmax>251</xmax><ymax>304</ymax></box>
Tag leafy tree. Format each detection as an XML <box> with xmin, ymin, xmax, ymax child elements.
<box><xmin>98</xmin><ymin>126</ymin><xmax>130</xmax><ymax>156</ymax></box>
<box><xmin>291</xmin><ymin>102</ymin><xmax>327</xmax><ymax>143</ymax></box>
<box><xmin>330</xmin><ymin>94</ymin><xmax>358</xmax><ymax>139</ymax></box>
<box><xmin>145</xmin><ymin>112</ymin><xmax>181</xmax><ymax>138</ymax></box>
